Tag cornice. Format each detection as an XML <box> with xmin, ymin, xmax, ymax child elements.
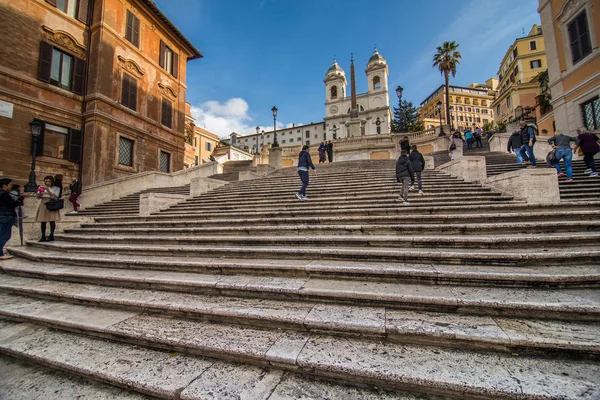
<box><xmin>42</xmin><ymin>25</ymin><xmax>87</xmax><ymax>60</ymax></box>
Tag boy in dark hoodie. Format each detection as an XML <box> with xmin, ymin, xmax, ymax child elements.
<box><xmin>395</xmin><ymin>150</ymin><xmax>414</xmax><ymax>205</ymax></box>
<box><xmin>507</xmin><ymin>130</ymin><xmax>524</xmax><ymax>165</ymax></box>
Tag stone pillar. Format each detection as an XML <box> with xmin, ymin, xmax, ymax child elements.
<box><xmin>484</xmin><ymin>168</ymin><xmax>560</xmax><ymax>205</ymax></box>
<box><xmin>437</xmin><ymin>156</ymin><xmax>487</xmax><ymax>182</ymax></box>
<box><xmin>269</xmin><ymin>147</ymin><xmax>283</xmax><ymax>170</ymax></box>
<box><xmin>139</xmin><ymin>193</ymin><xmax>187</xmax><ymax>216</ymax></box>
<box><xmin>189</xmin><ymin>177</ymin><xmax>228</xmax><ymax>197</ymax></box>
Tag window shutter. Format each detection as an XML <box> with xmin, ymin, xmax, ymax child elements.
<box><xmin>159</xmin><ymin>40</ymin><xmax>166</xmax><ymax>68</ymax></box>
<box><xmin>121</xmin><ymin>74</ymin><xmax>130</xmax><ymax>108</ymax></box>
<box><xmin>125</xmin><ymin>11</ymin><xmax>133</xmax><ymax>42</ymax></box>
<box><xmin>45</xmin><ymin>0</ymin><xmax>57</xmax><ymax>6</ymax></box>
<box><xmin>72</xmin><ymin>57</ymin><xmax>86</xmax><ymax>95</ymax></box>
<box><xmin>77</xmin><ymin>0</ymin><xmax>90</xmax><ymax>23</ymax></box>
<box><xmin>38</xmin><ymin>42</ymin><xmax>53</xmax><ymax>83</ymax></box>
<box><xmin>129</xmin><ymin>77</ymin><xmax>137</xmax><ymax>111</ymax></box>
<box><xmin>161</xmin><ymin>98</ymin><xmax>172</xmax><ymax>127</ymax></box>
<box><xmin>133</xmin><ymin>15</ymin><xmax>140</xmax><ymax>48</ymax></box>
<box><xmin>172</xmin><ymin>52</ymin><xmax>178</xmax><ymax>78</ymax></box>
<box><xmin>67</xmin><ymin>129</ymin><xmax>83</xmax><ymax>163</ymax></box>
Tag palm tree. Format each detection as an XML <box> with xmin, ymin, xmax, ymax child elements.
<box><xmin>432</xmin><ymin>41</ymin><xmax>462</xmax><ymax>131</ymax></box>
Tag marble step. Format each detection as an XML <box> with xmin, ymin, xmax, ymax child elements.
<box><xmin>65</xmin><ymin>220</ymin><xmax>600</xmax><ymax>236</ymax></box>
<box><xmin>8</xmin><ymin>247</ymin><xmax>600</xmax><ymax>288</ymax></box>
<box><xmin>0</xmin><ymin>356</ymin><xmax>152</xmax><ymax>400</ymax></box>
<box><xmin>51</xmin><ymin>232</ymin><xmax>600</xmax><ymax>250</ymax></box>
<box><xmin>91</xmin><ymin>208</ymin><xmax>600</xmax><ymax>225</ymax></box>
<box><xmin>25</xmin><ymin>240</ymin><xmax>600</xmax><ymax>267</ymax></box>
<box><xmin>2</xmin><ymin>260</ymin><xmax>599</xmax><ymax>320</ymax></box>
<box><xmin>1</xmin><ymin>288</ymin><xmax>600</xmax><ymax>362</ymax></box>
<box><xmin>0</xmin><ymin>317</ymin><xmax>598</xmax><ymax>399</ymax></box>
<box><xmin>0</xmin><ymin>322</ymin><xmax>425</xmax><ymax>400</ymax></box>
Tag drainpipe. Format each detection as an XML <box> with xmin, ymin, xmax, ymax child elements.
<box><xmin>79</xmin><ymin>0</ymin><xmax>95</xmax><ymax>184</ymax></box>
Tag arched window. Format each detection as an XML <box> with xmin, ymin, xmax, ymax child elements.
<box><xmin>331</xmin><ymin>86</ymin><xmax>338</xmax><ymax>99</ymax></box>
<box><xmin>373</xmin><ymin>76</ymin><xmax>381</xmax><ymax>90</ymax></box>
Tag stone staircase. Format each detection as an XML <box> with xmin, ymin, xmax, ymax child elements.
<box><xmin>211</xmin><ymin>160</ymin><xmax>257</xmax><ymax>182</ymax></box>
<box><xmin>73</xmin><ymin>184</ymin><xmax>191</xmax><ymax>217</ymax></box>
<box><xmin>484</xmin><ymin>153</ymin><xmax>600</xmax><ymax>201</ymax></box>
<box><xmin>1</xmin><ymin>160</ymin><xmax>600</xmax><ymax>399</ymax></box>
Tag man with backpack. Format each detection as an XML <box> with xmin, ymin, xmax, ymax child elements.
<box><xmin>395</xmin><ymin>150</ymin><xmax>414</xmax><ymax>205</ymax></box>
<box><xmin>519</xmin><ymin>120</ymin><xmax>537</xmax><ymax>166</ymax></box>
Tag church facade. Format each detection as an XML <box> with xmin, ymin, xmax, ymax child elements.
<box><xmin>323</xmin><ymin>50</ymin><xmax>393</xmax><ymax>139</ymax></box>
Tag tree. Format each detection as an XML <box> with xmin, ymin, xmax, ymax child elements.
<box><xmin>393</xmin><ymin>100</ymin><xmax>424</xmax><ymax>133</ymax></box>
<box><xmin>432</xmin><ymin>41</ymin><xmax>462</xmax><ymax>130</ymax></box>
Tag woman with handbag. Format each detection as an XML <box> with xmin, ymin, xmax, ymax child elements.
<box><xmin>36</xmin><ymin>176</ymin><xmax>61</xmax><ymax>242</ymax></box>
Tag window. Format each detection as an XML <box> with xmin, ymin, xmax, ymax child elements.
<box><xmin>496</xmin><ymin>105</ymin><xmax>501</xmax><ymax>115</ymax></box>
<box><xmin>289</xmin><ymin>138</ymin><xmax>294</xmax><ymax>142</ymax></box>
<box><xmin>476</xmin><ymin>118</ymin><xmax>481</xmax><ymax>123</ymax></box>
<box><xmin>159</xmin><ymin>40</ymin><xmax>178</xmax><ymax>78</ymax></box>
<box><xmin>305</xmin><ymin>131</ymin><xmax>310</xmax><ymax>138</ymax></box>
<box><xmin>483</xmin><ymin>119</ymin><xmax>489</xmax><ymax>124</ymax></box>
<box><xmin>125</xmin><ymin>10</ymin><xmax>140</xmax><ymax>48</ymax></box>
<box><xmin>512</xmin><ymin>48</ymin><xmax>518</xmax><ymax>58</ymax></box>
<box><xmin>482</xmin><ymin>109</ymin><xmax>488</xmax><ymax>114</ymax></box>
<box><xmin>457</xmin><ymin>106</ymin><xmax>463</xmax><ymax>111</ymax></box>
<box><xmin>506</xmin><ymin>97</ymin><xmax>512</xmax><ymax>107</ymax></box>
<box><xmin>458</xmin><ymin>116</ymin><xmax>464</xmax><ymax>121</ymax></box>
<box><xmin>581</xmin><ymin>96</ymin><xmax>600</xmax><ymax>131</ymax></box>
<box><xmin>373</xmin><ymin>76</ymin><xmax>381</xmax><ymax>90</ymax></box>
<box><xmin>330</xmin><ymin>85</ymin><xmax>337</xmax><ymax>99</ymax></box>
<box><xmin>530</xmin><ymin>59</ymin><xmax>542</xmax><ymax>69</ymax></box>
<box><xmin>475</xmin><ymin>108</ymin><xmax>480</xmax><ymax>113</ymax></box>
<box><xmin>481</xmin><ymin>101</ymin><xmax>486</xmax><ymax>106</ymax></box>
<box><xmin>161</xmin><ymin>97</ymin><xmax>172</xmax><ymax>128</ymax></box>
<box><xmin>282</xmin><ymin>140</ymin><xmax>286</xmax><ymax>144</ymax></box>
<box><xmin>38</xmin><ymin>42</ymin><xmax>85</xmax><ymax>94</ymax></box>
<box><xmin>118</xmin><ymin>137</ymin><xmax>134</xmax><ymax>166</ymax></box>
<box><xmin>530</xmin><ymin>40</ymin><xmax>537</xmax><ymax>51</ymax></box>
<box><xmin>195</xmin><ymin>155</ymin><xmax>199</xmax><ymax>166</ymax></box>
<box><xmin>306</xmin><ymin>140</ymin><xmax>310</xmax><ymax>146</ymax></box>
<box><xmin>514</xmin><ymin>66</ymin><xmax>519</xmax><ymax>76</ymax></box>
<box><xmin>46</xmin><ymin>0</ymin><xmax>89</xmax><ymax>23</ymax></box>
<box><xmin>159</xmin><ymin>151</ymin><xmax>171</xmax><ymax>173</ymax></box>
<box><xmin>121</xmin><ymin>73</ymin><xmax>137</xmax><ymax>111</ymax></box>
<box><xmin>568</xmin><ymin>11</ymin><xmax>592</xmax><ymax>64</ymax></box>
<box><xmin>206</xmin><ymin>142</ymin><xmax>212</xmax><ymax>152</ymax></box>
<box><xmin>466</xmin><ymin>107</ymin><xmax>472</xmax><ymax>112</ymax></box>
<box><xmin>467</xmin><ymin>117</ymin><xmax>472</xmax><ymax>122</ymax></box>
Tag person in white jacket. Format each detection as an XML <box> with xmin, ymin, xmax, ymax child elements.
<box><xmin>449</xmin><ymin>132</ymin><xmax>464</xmax><ymax>160</ymax></box>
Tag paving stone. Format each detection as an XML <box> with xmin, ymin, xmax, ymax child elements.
<box><xmin>304</xmin><ymin>304</ymin><xmax>386</xmax><ymax>335</ymax></box>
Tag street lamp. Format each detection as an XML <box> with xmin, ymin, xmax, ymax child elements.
<box><xmin>395</xmin><ymin>85</ymin><xmax>404</xmax><ymax>133</ymax></box>
<box><xmin>271</xmin><ymin>106</ymin><xmax>279</xmax><ymax>148</ymax></box>
<box><xmin>332</xmin><ymin>126</ymin><xmax>338</xmax><ymax>140</ymax></box>
<box><xmin>255</xmin><ymin>125</ymin><xmax>260</xmax><ymax>155</ymax></box>
<box><xmin>24</xmin><ymin>118</ymin><xmax>44</xmax><ymax>192</ymax></box>
<box><xmin>436</xmin><ymin>100</ymin><xmax>446</xmax><ymax>137</ymax></box>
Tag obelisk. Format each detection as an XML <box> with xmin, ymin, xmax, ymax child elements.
<box><xmin>347</xmin><ymin>53</ymin><xmax>362</xmax><ymax>137</ymax></box>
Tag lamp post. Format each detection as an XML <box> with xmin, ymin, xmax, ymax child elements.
<box><xmin>449</xmin><ymin>106</ymin><xmax>454</xmax><ymax>131</ymax></box>
<box><xmin>332</xmin><ymin>126</ymin><xmax>338</xmax><ymax>140</ymax></box>
<box><xmin>255</xmin><ymin>125</ymin><xmax>260</xmax><ymax>156</ymax></box>
<box><xmin>271</xmin><ymin>106</ymin><xmax>279</xmax><ymax>148</ymax></box>
<box><xmin>395</xmin><ymin>85</ymin><xmax>404</xmax><ymax>133</ymax></box>
<box><xmin>24</xmin><ymin>118</ymin><xmax>44</xmax><ymax>193</ymax></box>
<box><xmin>436</xmin><ymin>100</ymin><xmax>446</xmax><ymax>137</ymax></box>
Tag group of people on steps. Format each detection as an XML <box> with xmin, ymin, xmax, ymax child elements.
<box><xmin>0</xmin><ymin>175</ymin><xmax>83</xmax><ymax>259</ymax></box>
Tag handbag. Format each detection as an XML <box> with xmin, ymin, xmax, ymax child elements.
<box><xmin>45</xmin><ymin>199</ymin><xmax>64</xmax><ymax>211</ymax></box>
<box><xmin>449</xmin><ymin>143</ymin><xmax>457</xmax><ymax>151</ymax></box>
<box><xmin>547</xmin><ymin>150</ymin><xmax>557</xmax><ymax>163</ymax></box>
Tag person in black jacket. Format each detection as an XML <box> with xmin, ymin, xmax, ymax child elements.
<box><xmin>400</xmin><ymin>136</ymin><xmax>411</xmax><ymax>154</ymax></box>
<box><xmin>395</xmin><ymin>150</ymin><xmax>414</xmax><ymax>205</ymax></box>
<box><xmin>0</xmin><ymin>178</ymin><xmax>24</xmax><ymax>260</ymax></box>
<box><xmin>507</xmin><ymin>130</ymin><xmax>524</xmax><ymax>165</ymax></box>
<box><xmin>296</xmin><ymin>145</ymin><xmax>316</xmax><ymax>200</ymax></box>
<box><xmin>326</xmin><ymin>141</ymin><xmax>334</xmax><ymax>163</ymax></box>
<box><xmin>408</xmin><ymin>145</ymin><xmax>426</xmax><ymax>194</ymax></box>
<box><xmin>69</xmin><ymin>177</ymin><xmax>83</xmax><ymax>213</ymax></box>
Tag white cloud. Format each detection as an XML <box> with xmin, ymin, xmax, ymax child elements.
<box><xmin>190</xmin><ymin>98</ymin><xmax>287</xmax><ymax>138</ymax></box>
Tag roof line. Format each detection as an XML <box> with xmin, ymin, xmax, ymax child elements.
<box><xmin>140</xmin><ymin>0</ymin><xmax>203</xmax><ymax>60</ymax></box>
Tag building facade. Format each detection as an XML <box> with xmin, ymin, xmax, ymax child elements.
<box><xmin>490</xmin><ymin>25</ymin><xmax>548</xmax><ymax>125</ymax></box>
<box><xmin>419</xmin><ymin>80</ymin><xmax>497</xmax><ymax>131</ymax></box>
<box><xmin>538</xmin><ymin>0</ymin><xmax>599</xmax><ymax>134</ymax></box>
<box><xmin>229</xmin><ymin>122</ymin><xmax>328</xmax><ymax>152</ymax></box>
<box><xmin>0</xmin><ymin>0</ymin><xmax>201</xmax><ymax>187</ymax></box>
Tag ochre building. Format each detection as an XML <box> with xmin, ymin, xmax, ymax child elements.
<box><xmin>538</xmin><ymin>0</ymin><xmax>599</xmax><ymax>135</ymax></box>
<box><xmin>0</xmin><ymin>0</ymin><xmax>201</xmax><ymax>187</ymax></box>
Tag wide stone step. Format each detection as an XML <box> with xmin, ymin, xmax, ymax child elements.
<box><xmin>23</xmin><ymin>241</ymin><xmax>600</xmax><ymax>266</ymax></box>
<box><xmin>8</xmin><ymin>247</ymin><xmax>600</xmax><ymax>288</ymax></box>
<box><xmin>91</xmin><ymin>208</ymin><xmax>600</xmax><ymax>225</ymax></box>
<box><xmin>52</xmin><ymin>231</ymin><xmax>598</xmax><ymax>251</ymax></box>
<box><xmin>0</xmin><ymin>356</ymin><xmax>151</xmax><ymax>399</ymax></box>
<box><xmin>0</xmin><ymin>321</ymin><xmax>423</xmax><ymax>400</ymax></box>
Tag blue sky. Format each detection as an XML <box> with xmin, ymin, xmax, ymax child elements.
<box><xmin>153</xmin><ymin>0</ymin><xmax>541</xmax><ymax>137</ymax></box>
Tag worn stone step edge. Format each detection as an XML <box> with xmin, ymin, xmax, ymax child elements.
<box><xmin>1</xmin><ymin>313</ymin><xmax>599</xmax><ymax>399</ymax></box>
<box><xmin>9</xmin><ymin>247</ymin><xmax>600</xmax><ymax>288</ymax></box>
<box><xmin>3</xmin><ymin>260</ymin><xmax>600</xmax><ymax>321</ymax></box>
<box><xmin>24</xmin><ymin>241</ymin><xmax>600</xmax><ymax>267</ymax></box>
<box><xmin>1</xmin><ymin>291</ymin><xmax>600</xmax><ymax>365</ymax></box>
